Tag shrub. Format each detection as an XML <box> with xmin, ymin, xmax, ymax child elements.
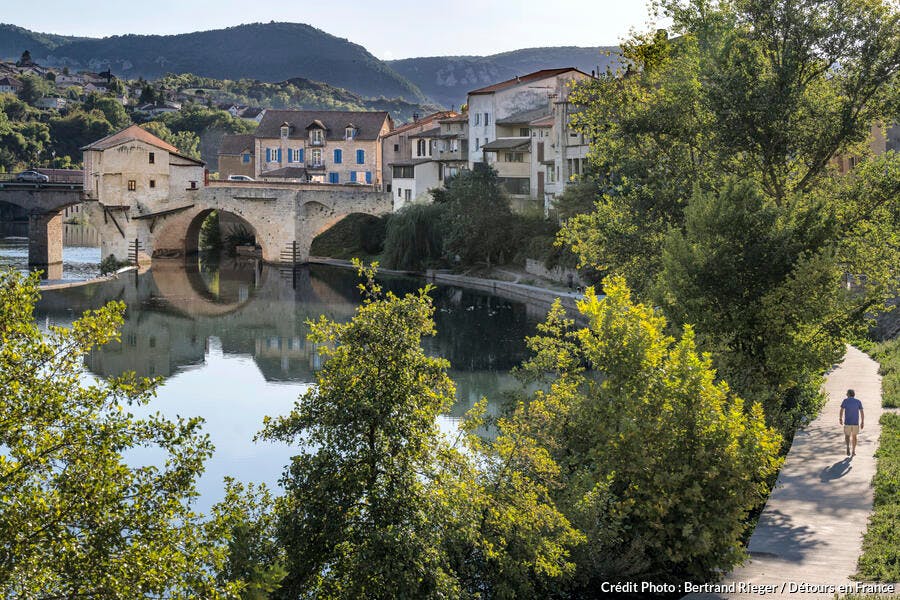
<box><xmin>99</xmin><ymin>253</ymin><xmax>130</xmax><ymax>274</ymax></box>
<box><xmin>382</xmin><ymin>202</ymin><xmax>447</xmax><ymax>271</ymax></box>
<box><xmin>857</xmin><ymin>414</ymin><xmax>900</xmax><ymax>581</ymax></box>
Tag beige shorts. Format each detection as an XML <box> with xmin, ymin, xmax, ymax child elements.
<box><xmin>844</xmin><ymin>425</ymin><xmax>860</xmax><ymax>435</ymax></box>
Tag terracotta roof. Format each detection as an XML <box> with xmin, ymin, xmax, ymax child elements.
<box><xmin>218</xmin><ymin>134</ymin><xmax>255</xmax><ymax>156</ymax></box>
<box><xmin>439</xmin><ymin>114</ymin><xmax>468</xmax><ymax>123</ymax></box>
<box><xmin>256</xmin><ymin>110</ymin><xmax>391</xmax><ymax>141</ymax></box>
<box><xmin>81</xmin><ymin>124</ymin><xmax>179</xmax><ymax>153</ymax></box>
<box><xmin>530</xmin><ymin>115</ymin><xmax>555</xmax><ymax>127</ymax></box>
<box><xmin>0</xmin><ymin>76</ymin><xmax>22</xmax><ymax>88</ymax></box>
<box><xmin>385</xmin><ymin>111</ymin><xmax>458</xmax><ymax>136</ymax></box>
<box><xmin>468</xmin><ymin>68</ymin><xmax>590</xmax><ymax>96</ymax></box>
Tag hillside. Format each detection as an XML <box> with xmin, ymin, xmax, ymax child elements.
<box><xmin>388</xmin><ymin>46</ymin><xmax>620</xmax><ymax>108</ymax></box>
<box><xmin>0</xmin><ymin>24</ymin><xmax>86</xmax><ymax>58</ymax></box>
<box><xmin>0</xmin><ymin>23</ymin><xmax>426</xmax><ymax>102</ymax></box>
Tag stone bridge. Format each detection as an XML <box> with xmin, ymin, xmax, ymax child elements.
<box><xmin>85</xmin><ymin>181</ymin><xmax>392</xmax><ymax>265</ymax></box>
<box><xmin>0</xmin><ymin>181</ymin><xmax>85</xmax><ymax>272</ymax></box>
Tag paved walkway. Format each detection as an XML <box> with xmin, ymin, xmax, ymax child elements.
<box><xmin>685</xmin><ymin>346</ymin><xmax>885</xmax><ymax>599</ymax></box>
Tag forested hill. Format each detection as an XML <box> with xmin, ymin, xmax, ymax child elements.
<box><xmin>0</xmin><ymin>22</ymin><xmax>427</xmax><ymax>102</ymax></box>
<box><xmin>388</xmin><ymin>46</ymin><xmax>620</xmax><ymax>108</ymax></box>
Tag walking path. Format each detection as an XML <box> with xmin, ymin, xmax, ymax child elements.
<box><xmin>685</xmin><ymin>346</ymin><xmax>886</xmax><ymax>599</ymax></box>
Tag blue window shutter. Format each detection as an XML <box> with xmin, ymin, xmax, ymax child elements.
<box><xmin>265</xmin><ymin>148</ymin><xmax>271</xmax><ymax>162</ymax></box>
<box><xmin>365</xmin><ymin>171</ymin><xmax>372</xmax><ymax>184</ymax></box>
<box><xmin>334</xmin><ymin>149</ymin><xmax>342</xmax><ymax>164</ymax></box>
<box><xmin>299</xmin><ymin>148</ymin><xmax>304</xmax><ymax>163</ymax></box>
<box><xmin>329</xmin><ymin>172</ymin><xmax>338</xmax><ymax>184</ymax></box>
<box><xmin>277</xmin><ymin>148</ymin><xmax>282</xmax><ymax>163</ymax></box>
<box><xmin>350</xmin><ymin>171</ymin><xmax>357</xmax><ymax>182</ymax></box>
<box><xmin>287</xmin><ymin>149</ymin><xmax>293</xmax><ymax>163</ymax></box>
<box><xmin>356</xmin><ymin>149</ymin><xmax>365</xmax><ymax>164</ymax></box>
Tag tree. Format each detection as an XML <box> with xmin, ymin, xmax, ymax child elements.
<box><xmin>49</xmin><ymin>110</ymin><xmax>115</xmax><ymax>160</ymax></box>
<box><xmin>17</xmin><ymin>74</ymin><xmax>50</xmax><ymax>105</ymax></box>
<box><xmin>0</xmin><ymin>270</ymin><xmax>241</xmax><ymax>597</ymax></box>
<box><xmin>139</xmin><ymin>84</ymin><xmax>158</xmax><ymax>105</ymax></box>
<box><xmin>433</xmin><ymin>167</ymin><xmax>515</xmax><ymax>267</ymax></box>
<box><xmin>141</xmin><ymin>121</ymin><xmax>202</xmax><ymax>159</ymax></box>
<box><xmin>260</xmin><ymin>263</ymin><xmax>581</xmax><ymax>598</ymax></box>
<box><xmin>382</xmin><ymin>202</ymin><xmax>448</xmax><ymax>270</ymax></box>
<box><xmin>260</xmin><ymin>263</ymin><xmax>465</xmax><ymax>598</ymax></box>
<box><xmin>84</xmin><ymin>93</ymin><xmax>131</xmax><ymax>129</ymax></box>
<box><xmin>513</xmin><ymin>277</ymin><xmax>782</xmax><ymax>587</ymax></box>
<box><xmin>559</xmin><ymin>0</ymin><xmax>900</xmax><ymax>430</ymax></box>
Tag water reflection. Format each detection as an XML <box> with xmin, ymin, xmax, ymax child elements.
<box><xmin>34</xmin><ymin>257</ymin><xmax>540</xmax><ymax>510</ymax></box>
<box><xmin>0</xmin><ymin>222</ymin><xmax>101</xmax><ymax>280</ymax></box>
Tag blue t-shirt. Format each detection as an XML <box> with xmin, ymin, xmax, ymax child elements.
<box><xmin>841</xmin><ymin>397</ymin><xmax>863</xmax><ymax>425</ymax></box>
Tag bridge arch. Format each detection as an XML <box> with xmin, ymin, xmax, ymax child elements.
<box><xmin>0</xmin><ymin>186</ymin><xmax>84</xmax><ymax>274</ymax></box>
<box><xmin>151</xmin><ymin>206</ymin><xmax>279</xmax><ymax>263</ymax></box>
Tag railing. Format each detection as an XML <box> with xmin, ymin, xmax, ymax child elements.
<box><xmin>307</xmin><ymin>162</ymin><xmax>326</xmax><ymax>170</ymax></box>
<box><xmin>309</xmin><ymin>140</ymin><xmax>325</xmax><ymax>147</ymax></box>
<box><xmin>0</xmin><ymin>170</ymin><xmax>84</xmax><ymax>184</ymax></box>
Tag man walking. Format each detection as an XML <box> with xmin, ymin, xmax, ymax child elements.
<box><xmin>839</xmin><ymin>389</ymin><xmax>864</xmax><ymax>457</ymax></box>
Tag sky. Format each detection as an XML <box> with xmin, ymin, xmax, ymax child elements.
<box><xmin>0</xmin><ymin>0</ymin><xmax>656</xmax><ymax>60</ymax></box>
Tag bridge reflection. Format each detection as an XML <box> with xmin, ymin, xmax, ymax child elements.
<box><xmin>34</xmin><ymin>261</ymin><xmax>536</xmax><ymax>405</ymax></box>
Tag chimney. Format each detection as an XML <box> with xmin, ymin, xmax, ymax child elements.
<box><xmin>413</xmin><ymin>112</ymin><xmax>419</xmax><ymax>122</ymax></box>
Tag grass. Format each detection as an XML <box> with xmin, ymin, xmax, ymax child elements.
<box><xmin>869</xmin><ymin>338</ymin><xmax>900</xmax><ymax>408</ymax></box>
<box><xmin>856</xmin><ymin>413</ymin><xmax>900</xmax><ymax>581</ymax></box>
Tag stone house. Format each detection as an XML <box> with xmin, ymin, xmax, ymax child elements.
<box><xmin>217</xmin><ymin>134</ymin><xmax>256</xmax><ymax>179</ymax></box>
<box><xmin>466</xmin><ymin>67</ymin><xmax>592</xmax><ymax>210</ymax></box>
<box><xmin>380</xmin><ymin>111</ymin><xmax>456</xmax><ymax>189</ymax></box>
<box><xmin>0</xmin><ymin>76</ymin><xmax>22</xmax><ymax>95</ymax></box>
<box><xmin>254</xmin><ymin>110</ymin><xmax>393</xmax><ymax>186</ymax></box>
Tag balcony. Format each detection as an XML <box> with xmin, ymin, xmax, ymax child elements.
<box><xmin>307</xmin><ymin>162</ymin><xmax>326</xmax><ymax>170</ymax></box>
<box><xmin>309</xmin><ymin>139</ymin><xmax>325</xmax><ymax>147</ymax></box>
<box><xmin>437</xmin><ymin>148</ymin><xmax>466</xmax><ymax>162</ymax></box>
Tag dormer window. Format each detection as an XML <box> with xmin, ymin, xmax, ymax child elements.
<box><xmin>311</xmin><ymin>129</ymin><xmax>324</xmax><ymax>144</ymax></box>
<box><xmin>345</xmin><ymin>125</ymin><xmax>357</xmax><ymax>140</ymax></box>
<box><xmin>280</xmin><ymin>123</ymin><xmax>290</xmax><ymax>138</ymax></box>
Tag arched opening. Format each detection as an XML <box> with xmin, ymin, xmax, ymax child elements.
<box><xmin>309</xmin><ymin>212</ymin><xmax>388</xmax><ymax>260</ymax></box>
<box><xmin>184</xmin><ymin>209</ymin><xmax>260</xmax><ymax>258</ymax></box>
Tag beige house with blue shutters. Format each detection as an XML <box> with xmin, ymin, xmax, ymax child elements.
<box><xmin>253</xmin><ymin>110</ymin><xmax>392</xmax><ymax>186</ymax></box>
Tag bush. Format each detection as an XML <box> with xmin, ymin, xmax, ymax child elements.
<box><xmin>99</xmin><ymin>254</ymin><xmax>130</xmax><ymax>275</ymax></box>
<box><xmin>224</xmin><ymin>224</ymin><xmax>255</xmax><ymax>252</ymax></box>
<box><xmin>382</xmin><ymin>202</ymin><xmax>447</xmax><ymax>271</ymax></box>
<box><xmin>857</xmin><ymin>414</ymin><xmax>900</xmax><ymax>581</ymax></box>
<box><xmin>199</xmin><ymin>211</ymin><xmax>221</xmax><ymax>251</ymax></box>
<box><xmin>871</xmin><ymin>338</ymin><xmax>900</xmax><ymax>408</ymax></box>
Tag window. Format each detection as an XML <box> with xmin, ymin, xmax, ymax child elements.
<box><xmin>127</xmin><ymin>179</ymin><xmax>136</xmax><ymax>191</ymax></box>
<box><xmin>310</xmin><ymin>148</ymin><xmax>322</xmax><ymax>166</ymax></box>
<box><xmin>149</xmin><ymin>179</ymin><xmax>156</xmax><ymax>188</ymax></box>
<box><xmin>504</xmin><ymin>152</ymin><xmax>524</xmax><ymax>162</ymax></box>
<box><xmin>416</xmin><ymin>139</ymin><xmax>426</xmax><ymax>157</ymax></box>
<box><xmin>393</xmin><ymin>165</ymin><xmax>414</xmax><ymax>179</ymax></box>
<box><xmin>484</xmin><ymin>112</ymin><xmax>490</xmax><ymax>126</ymax></box>
<box><xmin>148</xmin><ymin>152</ymin><xmax>155</xmax><ymax>164</ymax></box>
<box><xmin>398</xmin><ymin>187</ymin><xmax>403</xmax><ymax>198</ymax></box>
<box><xmin>280</xmin><ymin>125</ymin><xmax>290</xmax><ymax>138</ymax></box>
<box><xmin>404</xmin><ymin>189</ymin><xmax>411</xmax><ymax>201</ymax></box>
<box><xmin>519</xmin><ymin>128</ymin><xmax>530</xmax><ymax>137</ymax></box>
<box><xmin>499</xmin><ymin>177</ymin><xmax>530</xmax><ymax>195</ymax></box>
<box><xmin>356</xmin><ymin>149</ymin><xmax>365</xmax><ymax>164</ymax></box>
<box><xmin>393</xmin><ymin>143</ymin><xmax>399</xmax><ymax>152</ymax></box>
<box><xmin>345</xmin><ymin>127</ymin><xmax>355</xmax><ymax>140</ymax></box>
<box><xmin>310</xmin><ymin>129</ymin><xmax>324</xmax><ymax>144</ymax></box>
<box><xmin>189</xmin><ymin>181</ymin><xmax>198</xmax><ymax>190</ymax></box>
<box><xmin>474</xmin><ymin>113</ymin><xmax>481</xmax><ymax>125</ymax></box>
<box><xmin>365</xmin><ymin>171</ymin><xmax>372</xmax><ymax>184</ymax></box>
<box><xmin>333</xmin><ymin>148</ymin><xmax>342</xmax><ymax>164</ymax></box>
<box><xmin>242</xmin><ymin>153</ymin><xmax>251</xmax><ymax>164</ymax></box>
<box><xmin>475</xmin><ymin>138</ymin><xmax>480</xmax><ymax>150</ymax></box>
<box><xmin>329</xmin><ymin>172</ymin><xmax>339</xmax><ymax>184</ymax></box>
<box><xmin>287</xmin><ymin>148</ymin><xmax>294</xmax><ymax>163</ymax></box>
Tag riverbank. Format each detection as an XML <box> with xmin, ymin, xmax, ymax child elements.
<box><xmin>307</xmin><ymin>257</ymin><xmax>586</xmax><ymax>316</ymax></box>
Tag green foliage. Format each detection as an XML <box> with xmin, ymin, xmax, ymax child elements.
<box><xmin>140</xmin><ymin>121</ymin><xmax>202</xmax><ymax>159</ymax></box>
<box><xmin>560</xmin><ymin>0</ymin><xmax>900</xmax><ymax>432</ymax></box>
<box><xmin>199</xmin><ymin>210</ymin><xmax>222</xmax><ymax>251</ymax></box>
<box><xmin>260</xmin><ymin>263</ymin><xmax>580</xmax><ymax>598</ymax></box>
<box><xmin>99</xmin><ymin>253</ymin><xmax>131</xmax><ymax>275</ymax></box>
<box><xmin>83</xmin><ymin>93</ymin><xmax>131</xmax><ymax>129</ymax></box>
<box><xmin>382</xmin><ymin>202</ymin><xmax>448</xmax><ymax>270</ymax></box>
<box><xmin>260</xmin><ymin>263</ymin><xmax>463</xmax><ymax>597</ymax></box>
<box><xmin>857</xmin><ymin>414</ymin><xmax>900</xmax><ymax>581</ymax></box>
<box><xmin>434</xmin><ymin>167</ymin><xmax>515</xmax><ymax>268</ymax></box>
<box><xmin>0</xmin><ymin>269</ymin><xmax>241</xmax><ymax>597</ymax></box>
<box><xmin>49</xmin><ymin>110</ymin><xmax>116</xmax><ymax>160</ymax></box>
<box><xmin>309</xmin><ymin>213</ymin><xmax>388</xmax><ymax>261</ymax></box>
<box><xmin>514</xmin><ymin>276</ymin><xmax>783</xmax><ymax>586</ymax></box>
<box><xmin>224</xmin><ymin>224</ymin><xmax>257</xmax><ymax>252</ymax></box>
<box><xmin>870</xmin><ymin>337</ymin><xmax>900</xmax><ymax>408</ymax></box>
<box><xmin>17</xmin><ymin>73</ymin><xmax>51</xmax><ymax>105</ymax></box>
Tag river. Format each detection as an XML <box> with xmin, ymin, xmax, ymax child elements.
<box><xmin>32</xmin><ymin>256</ymin><xmax>543</xmax><ymax>512</ymax></box>
<box><xmin>0</xmin><ymin>222</ymin><xmax>101</xmax><ymax>280</ymax></box>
